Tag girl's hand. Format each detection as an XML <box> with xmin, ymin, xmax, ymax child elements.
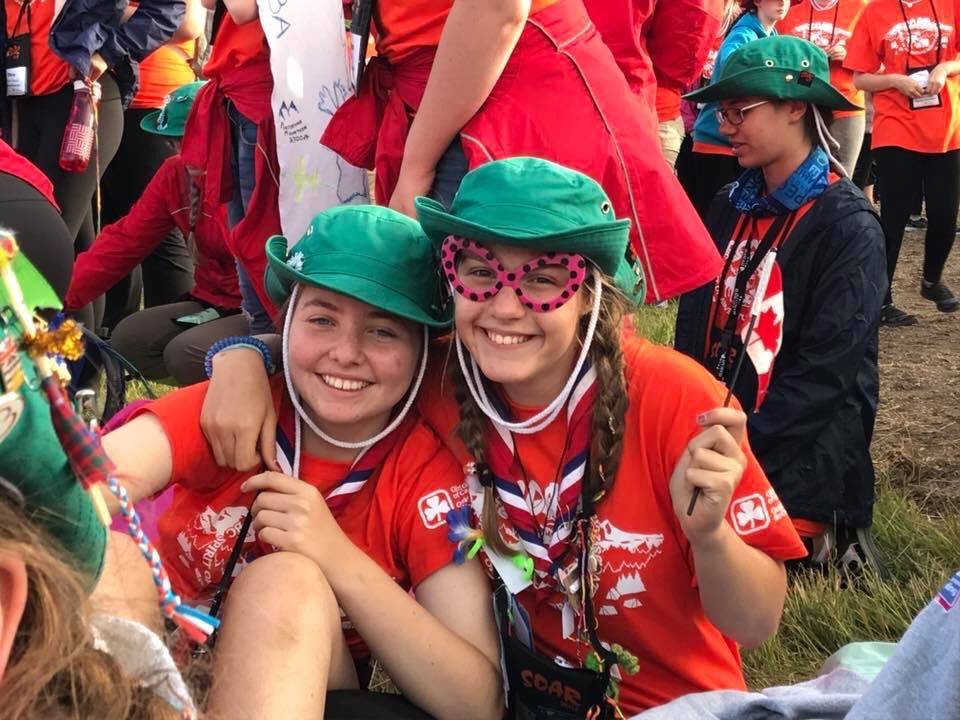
<box><xmin>388</xmin><ymin>162</ymin><xmax>436</xmax><ymax>219</ymax></box>
<box><xmin>826</xmin><ymin>44</ymin><xmax>846</xmax><ymax>62</ymax></box>
<box><xmin>670</xmin><ymin>408</ymin><xmax>747</xmax><ymax>544</ymax></box>
<box><xmin>200</xmin><ymin>348</ymin><xmax>278</xmax><ymax>472</ymax></box>
<box><xmin>890</xmin><ymin>74</ymin><xmax>925</xmax><ymax>98</ymax></box>
<box><xmin>243</xmin><ymin>472</ymin><xmax>349</xmax><ymax>571</ymax></box>
<box><xmin>926</xmin><ymin>64</ymin><xmax>950</xmax><ymax>96</ymax></box>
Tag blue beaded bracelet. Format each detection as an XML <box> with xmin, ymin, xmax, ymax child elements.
<box><xmin>204</xmin><ymin>336</ymin><xmax>276</xmax><ymax>379</ymax></box>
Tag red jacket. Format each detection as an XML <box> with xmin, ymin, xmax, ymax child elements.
<box><xmin>322</xmin><ymin>0</ymin><xmax>721</xmax><ymax>302</ymax></box>
<box><xmin>66</xmin><ymin>155</ymin><xmax>241</xmax><ymax>311</ymax></box>
<box><xmin>583</xmin><ymin>0</ymin><xmax>724</xmax><ymax>111</ymax></box>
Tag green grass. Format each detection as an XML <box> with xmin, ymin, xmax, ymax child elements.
<box><xmin>635</xmin><ymin>301</ymin><xmax>960</xmax><ymax>689</ymax></box>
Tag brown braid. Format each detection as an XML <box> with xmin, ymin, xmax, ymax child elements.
<box><xmin>451</xmin><ymin>273</ymin><xmax>633</xmax><ymax>555</ymax></box>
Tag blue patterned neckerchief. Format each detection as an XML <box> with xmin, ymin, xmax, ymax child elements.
<box><xmin>729</xmin><ymin>147</ymin><xmax>830</xmax><ymax>217</ymax></box>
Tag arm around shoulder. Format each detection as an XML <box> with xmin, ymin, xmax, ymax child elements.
<box><xmin>101</xmin><ymin>414</ymin><xmax>174</xmax><ymax>515</ymax></box>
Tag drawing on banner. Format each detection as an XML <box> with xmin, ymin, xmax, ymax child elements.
<box><xmin>258</xmin><ymin>0</ymin><xmax>369</xmax><ymax>239</ymax></box>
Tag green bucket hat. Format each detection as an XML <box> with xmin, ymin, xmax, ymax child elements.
<box><xmin>140</xmin><ymin>80</ymin><xmax>206</xmax><ymax>137</ymax></box>
<box><xmin>684</xmin><ymin>35</ymin><xmax>860</xmax><ymax>111</ymax></box>
<box><xmin>414</xmin><ymin>157</ymin><xmax>645</xmax><ymax>302</ymax></box>
<box><xmin>265</xmin><ymin>205</ymin><xmax>451</xmax><ymax>327</ymax></box>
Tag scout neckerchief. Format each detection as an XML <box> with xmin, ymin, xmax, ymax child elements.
<box><xmin>275</xmin><ymin>390</ymin><xmax>412</xmax><ymax>515</ymax></box>
<box><xmin>729</xmin><ymin>146</ymin><xmax>830</xmax><ymax>217</ymax></box>
<box><xmin>483</xmin><ymin>360</ymin><xmax>597</xmax><ymax>600</ymax></box>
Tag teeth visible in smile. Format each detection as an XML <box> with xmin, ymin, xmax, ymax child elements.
<box><xmin>321</xmin><ymin>374</ymin><xmax>370</xmax><ymax>391</ymax></box>
<box><xmin>485</xmin><ymin>329</ymin><xmax>530</xmax><ymax>346</ymax></box>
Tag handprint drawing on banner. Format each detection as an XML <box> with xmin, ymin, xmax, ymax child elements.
<box><xmin>318</xmin><ymin>80</ymin><xmax>352</xmax><ymax>117</ymax></box>
<box><xmin>317</xmin><ymin>81</ymin><xmax>368</xmax><ymax>204</ymax></box>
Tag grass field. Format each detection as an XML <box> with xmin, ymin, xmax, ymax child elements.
<box><xmin>633</xmin><ymin>302</ymin><xmax>960</xmax><ymax>689</ymax></box>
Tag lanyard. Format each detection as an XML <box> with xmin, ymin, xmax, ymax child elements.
<box><xmin>706</xmin><ymin>211</ymin><xmax>798</xmax><ymax>382</ymax></box>
<box><xmin>10</xmin><ymin>0</ymin><xmax>31</xmax><ymax>37</ymax></box>
<box><xmin>898</xmin><ymin>0</ymin><xmax>943</xmax><ymax>70</ymax></box>
<box><xmin>808</xmin><ymin>0</ymin><xmax>841</xmax><ymax>48</ymax></box>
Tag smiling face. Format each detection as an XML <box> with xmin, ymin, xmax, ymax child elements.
<box><xmin>286</xmin><ymin>285</ymin><xmax>422</xmax><ymax>442</ymax></box>
<box><xmin>453</xmin><ymin>242</ymin><xmax>590</xmax><ymax>407</ymax></box>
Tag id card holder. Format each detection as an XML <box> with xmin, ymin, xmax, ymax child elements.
<box><xmin>909</xmin><ymin>67</ymin><xmax>943</xmax><ymax>110</ymax></box>
<box><xmin>5</xmin><ymin>34</ymin><xmax>31</xmax><ymax>97</ymax></box>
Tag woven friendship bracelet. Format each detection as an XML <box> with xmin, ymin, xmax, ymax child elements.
<box><xmin>204</xmin><ymin>336</ymin><xmax>276</xmax><ymax>378</ymax></box>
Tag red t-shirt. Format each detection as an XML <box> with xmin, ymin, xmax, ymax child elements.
<box><xmin>374</xmin><ymin>0</ymin><xmax>559</xmax><ymax>63</ymax></box>
<box><xmin>844</xmin><ymin>0</ymin><xmax>960</xmax><ymax>152</ymax></box>
<box><xmin>4</xmin><ymin>0</ymin><xmax>71</xmax><ymax>96</ymax></box>
<box><xmin>418</xmin><ymin>336</ymin><xmax>807</xmax><ymax>714</ymax></box>
<box><xmin>136</xmin><ymin>377</ymin><xmax>470</xmax><ymax>658</ymax></box>
<box><xmin>202</xmin><ymin>14</ymin><xmax>270</xmax><ymax>82</ymax></box>
<box><xmin>781</xmin><ymin>0</ymin><xmax>868</xmax><ymax>118</ymax></box>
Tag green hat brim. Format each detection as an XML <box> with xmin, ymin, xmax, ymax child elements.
<box><xmin>683</xmin><ymin>66</ymin><xmax>861</xmax><ymax>112</ymax></box>
<box><xmin>139</xmin><ymin>110</ymin><xmax>185</xmax><ymax>137</ymax></box>
<box><xmin>264</xmin><ymin>235</ymin><xmax>451</xmax><ymax>328</ymax></box>
<box><xmin>414</xmin><ymin>195</ymin><xmax>631</xmax><ymax>279</ymax></box>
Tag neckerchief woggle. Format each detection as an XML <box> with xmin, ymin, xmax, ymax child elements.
<box><xmin>274</xmin><ymin>391</ymin><xmax>411</xmax><ymax>515</ymax></box>
<box><xmin>729</xmin><ymin>146</ymin><xmax>830</xmax><ymax>217</ymax></box>
<box><xmin>483</xmin><ymin>360</ymin><xmax>597</xmax><ymax>602</ymax></box>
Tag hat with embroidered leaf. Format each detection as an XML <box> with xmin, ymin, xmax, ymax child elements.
<box><xmin>683</xmin><ymin>35</ymin><xmax>860</xmax><ymax>111</ymax></box>
<box><xmin>264</xmin><ymin>205</ymin><xmax>452</xmax><ymax>327</ymax></box>
<box><xmin>140</xmin><ymin>80</ymin><xmax>206</xmax><ymax>137</ymax></box>
<box><xmin>414</xmin><ymin>157</ymin><xmax>645</xmax><ymax>302</ymax></box>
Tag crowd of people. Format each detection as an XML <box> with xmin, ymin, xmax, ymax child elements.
<box><xmin>0</xmin><ymin>0</ymin><xmax>958</xmax><ymax>718</ymax></box>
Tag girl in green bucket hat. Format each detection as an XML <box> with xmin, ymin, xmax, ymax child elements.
<box><xmin>676</xmin><ymin>36</ymin><xmax>887</xmax><ymax>575</ymax></box>
<box><xmin>98</xmin><ymin>205</ymin><xmax>502</xmax><ymax>720</ymax></box>
<box><xmin>201</xmin><ymin>157</ymin><xmax>806</xmax><ymax>718</ymax></box>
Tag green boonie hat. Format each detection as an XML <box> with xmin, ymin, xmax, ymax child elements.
<box><xmin>414</xmin><ymin>157</ymin><xmax>645</xmax><ymax>302</ymax></box>
<box><xmin>265</xmin><ymin>205</ymin><xmax>452</xmax><ymax>328</ymax></box>
<box><xmin>684</xmin><ymin>35</ymin><xmax>860</xmax><ymax>111</ymax></box>
<box><xmin>140</xmin><ymin>80</ymin><xmax>206</xmax><ymax>137</ymax></box>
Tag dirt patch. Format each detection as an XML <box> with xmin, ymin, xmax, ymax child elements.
<box><xmin>874</xmin><ymin>226</ymin><xmax>960</xmax><ymax>514</ymax></box>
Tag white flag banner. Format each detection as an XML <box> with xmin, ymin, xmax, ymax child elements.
<box><xmin>256</xmin><ymin>0</ymin><xmax>369</xmax><ymax>239</ymax></box>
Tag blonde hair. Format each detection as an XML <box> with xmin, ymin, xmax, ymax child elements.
<box><xmin>451</xmin><ymin>274</ymin><xmax>631</xmax><ymax>556</ymax></box>
<box><xmin>0</xmin><ymin>499</ymin><xmax>182</xmax><ymax>720</ymax></box>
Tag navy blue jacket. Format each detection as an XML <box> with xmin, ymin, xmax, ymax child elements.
<box><xmin>50</xmin><ymin>0</ymin><xmax>185</xmax><ymax>106</ymax></box>
<box><xmin>675</xmin><ymin>179</ymin><xmax>886</xmax><ymax>529</ymax></box>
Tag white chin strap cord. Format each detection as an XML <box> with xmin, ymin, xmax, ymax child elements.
<box><xmin>455</xmin><ymin>274</ymin><xmax>603</xmax><ymax>435</ymax></box>
<box><xmin>281</xmin><ymin>284</ymin><xmax>429</xmax><ymax>473</ymax></box>
<box><xmin>812</xmin><ymin>105</ymin><xmax>848</xmax><ymax>178</ymax></box>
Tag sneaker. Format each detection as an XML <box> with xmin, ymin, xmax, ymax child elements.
<box><xmin>907</xmin><ymin>215</ymin><xmax>928</xmax><ymax>228</ymax></box>
<box><xmin>920</xmin><ymin>280</ymin><xmax>960</xmax><ymax>312</ymax></box>
<box><xmin>880</xmin><ymin>304</ymin><xmax>918</xmax><ymax>326</ymax></box>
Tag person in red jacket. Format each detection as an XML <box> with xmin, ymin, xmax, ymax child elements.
<box><xmin>582</xmin><ymin>0</ymin><xmax>725</xmax><ymax>168</ymax></box>
<box><xmin>66</xmin><ymin>82</ymin><xmax>244</xmax><ymax>385</ymax></box>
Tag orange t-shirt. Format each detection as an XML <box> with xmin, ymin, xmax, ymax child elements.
<box><xmin>655</xmin><ymin>85</ymin><xmax>682</xmax><ymax>122</ymax></box>
<box><xmin>374</xmin><ymin>0</ymin><xmax>560</xmax><ymax>63</ymax></box>
<box><xmin>136</xmin><ymin>377</ymin><xmax>470</xmax><ymax>658</ymax></box>
<box><xmin>781</xmin><ymin>0</ymin><xmax>868</xmax><ymax>118</ymax></box>
<box><xmin>132</xmin><ymin>39</ymin><xmax>198</xmax><ymax>110</ymax></box>
<box><xmin>418</xmin><ymin>337</ymin><xmax>807</xmax><ymax>715</ymax></box>
<box><xmin>202</xmin><ymin>14</ymin><xmax>270</xmax><ymax>82</ymax></box>
<box><xmin>844</xmin><ymin>0</ymin><xmax>960</xmax><ymax>152</ymax></box>
<box><xmin>4</xmin><ymin>0</ymin><xmax>71</xmax><ymax>96</ymax></box>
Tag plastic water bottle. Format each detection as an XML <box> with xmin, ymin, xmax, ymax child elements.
<box><xmin>58</xmin><ymin>80</ymin><xmax>96</xmax><ymax>173</ymax></box>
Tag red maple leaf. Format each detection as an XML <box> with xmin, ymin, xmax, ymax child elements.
<box><xmin>754</xmin><ymin>305</ymin><xmax>782</xmax><ymax>353</ymax></box>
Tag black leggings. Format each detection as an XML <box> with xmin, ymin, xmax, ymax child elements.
<box><xmin>874</xmin><ymin>146</ymin><xmax>960</xmax><ymax>303</ymax></box>
<box><xmin>13</xmin><ymin>73</ymin><xmax>123</xmax><ymax>253</ymax></box>
<box><xmin>99</xmin><ymin>106</ymin><xmax>194</xmax><ymax>328</ymax></box>
<box><xmin>0</xmin><ymin>171</ymin><xmax>74</xmax><ymax>298</ymax></box>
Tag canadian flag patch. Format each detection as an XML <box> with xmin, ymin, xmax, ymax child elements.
<box><xmin>730</xmin><ymin>493</ymin><xmax>771</xmax><ymax>536</ymax></box>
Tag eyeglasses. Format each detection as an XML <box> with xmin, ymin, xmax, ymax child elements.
<box><xmin>715</xmin><ymin>100</ymin><xmax>770</xmax><ymax>126</ymax></box>
<box><xmin>440</xmin><ymin>236</ymin><xmax>588</xmax><ymax>313</ymax></box>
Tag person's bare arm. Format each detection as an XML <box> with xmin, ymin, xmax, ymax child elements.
<box><xmin>388</xmin><ymin>0</ymin><xmax>530</xmax><ymax>216</ymax></box>
<box><xmin>172</xmin><ymin>0</ymin><xmax>208</xmax><ymax>41</ymax></box>
<box><xmin>101</xmin><ymin>415</ymin><xmax>174</xmax><ymax>515</ymax></box>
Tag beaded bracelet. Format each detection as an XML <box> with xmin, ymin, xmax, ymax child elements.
<box><xmin>204</xmin><ymin>336</ymin><xmax>276</xmax><ymax>379</ymax></box>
